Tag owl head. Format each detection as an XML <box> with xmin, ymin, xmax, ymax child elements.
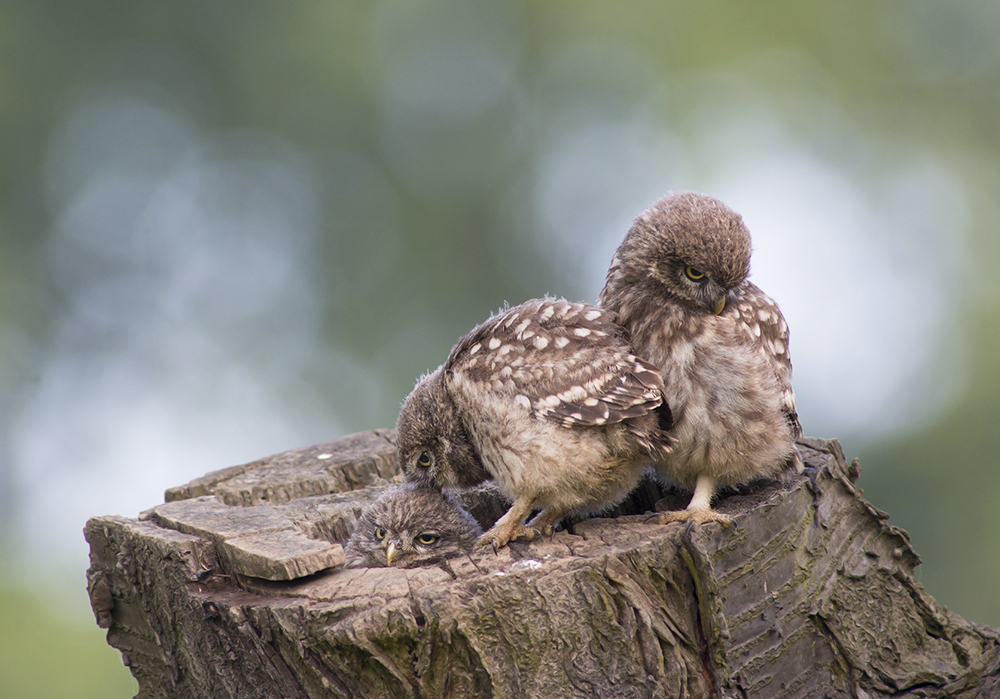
<box><xmin>605</xmin><ymin>191</ymin><xmax>752</xmax><ymax>315</ymax></box>
<box><xmin>396</xmin><ymin>367</ymin><xmax>491</xmax><ymax>490</ymax></box>
<box><xmin>344</xmin><ymin>485</ymin><xmax>483</xmax><ymax>568</ymax></box>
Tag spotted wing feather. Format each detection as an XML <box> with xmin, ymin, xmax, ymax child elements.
<box><xmin>447</xmin><ymin>298</ymin><xmax>668</xmax><ymax>431</ymax></box>
<box><xmin>733</xmin><ymin>282</ymin><xmax>801</xmax><ymax>438</ymax></box>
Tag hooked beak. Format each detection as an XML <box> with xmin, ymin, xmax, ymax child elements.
<box><xmin>386</xmin><ymin>541</ymin><xmax>400</xmax><ymax>566</ymax></box>
<box><xmin>713</xmin><ymin>295</ymin><xmax>726</xmax><ymax>315</ymax></box>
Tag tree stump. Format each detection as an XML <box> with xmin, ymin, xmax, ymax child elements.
<box><xmin>85</xmin><ymin>432</ymin><xmax>1000</xmax><ymax>698</ymax></box>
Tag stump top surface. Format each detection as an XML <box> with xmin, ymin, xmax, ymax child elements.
<box><xmin>140</xmin><ymin>433</ymin><xmax>869</xmax><ymax>599</ymax></box>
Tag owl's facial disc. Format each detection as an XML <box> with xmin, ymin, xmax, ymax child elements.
<box><xmin>684</xmin><ymin>264</ymin><xmax>726</xmax><ymax>314</ymax></box>
<box><xmin>404</xmin><ymin>448</ymin><xmax>438</xmax><ymax>487</ymax></box>
<box><xmin>383</xmin><ymin>531</ymin><xmax>442</xmax><ymax>566</ymax></box>
<box><xmin>397</xmin><ymin>368</ymin><xmax>489</xmax><ymax>489</ymax></box>
<box><xmin>405</xmin><ymin>444</ymin><xmax>453</xmax><ymax>489</ymax></box>
<box><xmin>654</xmin><ymin>258</ymin><xmax>729</xmax><ymax>315</ymax></box>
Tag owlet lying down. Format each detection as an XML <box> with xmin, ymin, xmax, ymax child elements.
<box><xmin>396</xmin><ymin>297</ymin><xmax>676</xmax><ymax>550</ymax></box>
<box><xmin>344</xmin><ymin>485</ymin><xmax>482</xmax><ymax>568</ymax></box>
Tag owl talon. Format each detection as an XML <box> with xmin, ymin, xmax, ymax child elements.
<box><xmin>647</xmin><ymin>507</ymin><xmax>734</xmax><ymax>528</ymax></box>
<box><xmin>476</xmin><ymin>524</ymin><xmax>540</xmax><ymax>551</ymax></box>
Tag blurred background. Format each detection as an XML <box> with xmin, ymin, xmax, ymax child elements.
<box><xmin>1</xmin><ymin>1</ymin><xmax>999</xmax><ymax>695</ymax></box>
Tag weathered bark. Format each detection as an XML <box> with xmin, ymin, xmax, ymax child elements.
<box><xmin>85</xmin><ymin>432</ymin><xmax>1000</xmax><ymax>698</ymax></box>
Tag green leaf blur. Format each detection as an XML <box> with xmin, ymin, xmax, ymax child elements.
<box><xmin>0</xmin><ymin>585</ymin><xmax>137</xmax><ymax>698</ymax></box>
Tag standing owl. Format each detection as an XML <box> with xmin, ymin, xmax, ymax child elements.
<box><xmin>397</xmin><ymin>297</ymin><xmax>675</xmax><ymax>550</ymax></box>
<box><xmin>598</xmin><ymin>192</ymin><xmax>801</xmax><ymax>526</ymax></box>
<box><xmin>344</xmin><ymin>485</ymin><xmax>483</xmax><ymax>568</ymax></box>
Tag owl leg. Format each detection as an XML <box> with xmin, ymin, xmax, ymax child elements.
<box><xmin>524</xmin><ymin>508</ymin><xmax>567</xmax><ymax>538</ymax></box>
<box><xmin>477</xmin><ymin>494</ymin><xmax>541</xmax><ymax>550</ymax></box>
<box><xmin>648</xmin><ymin>474</ymin><xmax>733</xmax><ymax>527</ymax></box>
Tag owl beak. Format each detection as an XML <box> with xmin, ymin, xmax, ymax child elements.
<box><xmin>713</xmin><ymin>296</ymin><xmax>726</xmax><ymax>315</ymax></box>
<box><xmin>386</xmin><ymin>542</ymin><xmax>400</xmax><ymax>566</ymax></box>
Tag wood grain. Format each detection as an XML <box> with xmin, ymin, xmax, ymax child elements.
<box><xmin>86</xmin><ymin>431</ymin><xmax>1000</xmax><ymax>698</ymax></box>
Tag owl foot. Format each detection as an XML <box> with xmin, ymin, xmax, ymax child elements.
<box><xmin>525</xmin><ymin>510</ymin><xmax>563</xmax><ymax>538</ymax></box>
<box><xmin>477</xmin><ymin>524</ymin><xmax>540</xmax><ymax>551</ymax></box>
<box><xmin>647</xmin><ymin>507</ymin><xmax>734</xmax><ymax>528</ymax></box>
<box><xmin>646</xmin><ymin>474</ymin><xmax>732</xmax><ymax>529</ymax></box>
<box><xmin>479</xmin><ymin>495</ymin><xmax>545</xmax><ymax>550</ymax></box>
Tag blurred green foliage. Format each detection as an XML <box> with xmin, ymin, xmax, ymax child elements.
<box><xmin>1</xmin><ymin>2</ymin><xmax>999</xmax><ymax>693</ymax></box>
<box><xmin>863</xmin><ymin>303</ymin><xmax>1000</xmax><ymax>627</ymax></box>
<box><xmin>0</xmin><ymin>585</ymin><xmax>137</xmax><ymax>698</ymax></box>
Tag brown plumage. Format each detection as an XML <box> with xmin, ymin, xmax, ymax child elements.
<box><xmin>598</xmin><ymin>191</ymin><xmax>801</xmax><ymax>526</ymax></box>
<box><xmin>344</xmin><ymin>485</ymin><xmax>483</xmax><ymax>568</ymax></box>
<box><xmin>396</xmin><ymin>297</ymin><xmax>675</xmax><ymax>549</ymax></box>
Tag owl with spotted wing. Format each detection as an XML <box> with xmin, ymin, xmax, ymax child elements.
<box><xmin>344</xmin><ymin>485</ymin><xmax>483</xmax><ymax>568</ymax></box>
<box><xmin>598</xmin><ymin>191</ymin><xmax>801</xmax><ymax>526</ymax></box>
<box><xmin>397</xmin><ymin>297</ymin><xmax>675</xmax><ymax>550</ymax></box>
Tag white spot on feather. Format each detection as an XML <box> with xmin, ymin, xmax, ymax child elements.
<box><xmin>559</xmin><ymin>385</ymin><xmax>588</xmax><ymax>403</ymax></box>
<box><xmin>584</xmin><ymin>309</ymin><xmax>602</xmax><ymax>321</ymax></box>
<box><xmin>488</xmin><ymin>337</ymin><xmax>502</xmax><ymax>350</ymax></box>
<box><xmin>533</xmin><ymin>336</ymin><xmax>549</xmax><ymax>350</ymax></box>
<box><xmin>554</xmin><ymin>336</ymin><xmax>570</xmax><ymax>349</ymax></box>
<box><xmin>573</xmin><ymin>327</ymin><xmax>591</xmax><ymax>338</ymax></box>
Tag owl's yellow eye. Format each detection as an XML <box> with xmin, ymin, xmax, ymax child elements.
<box><xmin>374</xmin><ymin>526</ymin><xmax>386</xmax><ymax>540</ymax></box>
<box><xmin>416</xmin><ymin>452</ymin><xmax>432</xmax><ymax>468</ymax></box>
<box><xmin>684</xmin><ymin>266</ymin><xmax>706</xmax><ymax>281</ymax></box>
<box><xmin>416</xmin><ymin>533</ymin><xmax>440</xmax><ymax>546</ymax></box>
